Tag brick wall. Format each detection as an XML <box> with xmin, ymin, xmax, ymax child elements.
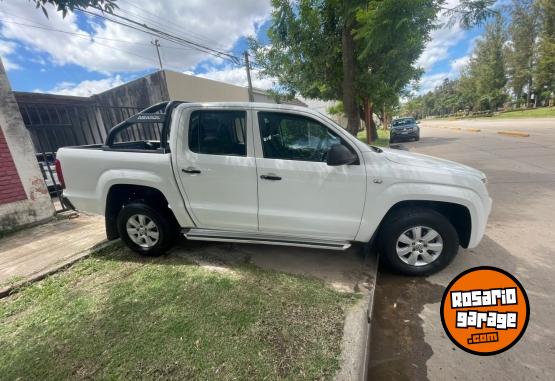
<box><xmin>0</xmin><ymin>126</ymin><xmax>27</xmax><ymax>205</ymax></box>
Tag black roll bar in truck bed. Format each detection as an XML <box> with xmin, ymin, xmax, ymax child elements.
<box><xmin>103</xmin><ymin>101</ymin><xmax>188</xmax><ymax>153</ymax></box>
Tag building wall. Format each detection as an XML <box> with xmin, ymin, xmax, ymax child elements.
<box><xmin>0</xmin><ymin>60</ymin><xmax>54</xmax><ymax>231</ymax></box>
<box><xmin>93</xmin><ymin>70</ymin><xmax>170</xmax><ymax>108</ymax></box>
<box><xmin>165</xmin><ymin>70</ymin><xmax>250</xmax><ymax>102</ymax></box>
<box><xmin>0</xmin><ymin>128</ymin><xmax>27</xmax><ymax>205</ymax></box>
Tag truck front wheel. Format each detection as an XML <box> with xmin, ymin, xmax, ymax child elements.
<box><xmin>378</xmin><ymin>207</ymin><xmax>459</xmax><ymax>276</ymax></box>
<box><xmin>117</xmin><ymin>203</ymin><xmax>176</xmax><ymax>256</ymax></box>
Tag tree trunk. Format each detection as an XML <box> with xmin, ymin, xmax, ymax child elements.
<box><xmin>341</xmin><ymin>11</ymin><xmax>359</xmax><ymax>136</ymax></box>
<box><xmin>363</xmin><ymin>97</ymin><xmax>377</xmax><ymax>143</ymax></box>
<box><xmin>369</xmin><ymin>102</ymin><xmax>377</xmax><ymax>141</ymax></box>
<box><xmin>526</xmin><ymin>78</ymin><xmax>532</xmax><ymax>108</ymax></box>
<box><xmin>363</xmin><ymin>97</ymin><xmax>371</xmax><ymax>144</ymax></box>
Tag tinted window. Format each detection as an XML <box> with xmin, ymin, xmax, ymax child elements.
<box><xmin>189</xmin><ymin>110</ymin><xmax>246</xmax><ymax>156</ymax></box>
<box><xmin>392</xmin><ymin>118</ymin><xmax>416</xmax><ymax>126</ymax></box>
<box><xmin>258</xmin><ymin>112</ymin><xmax>351</xmax><ymax>162</ymax></box>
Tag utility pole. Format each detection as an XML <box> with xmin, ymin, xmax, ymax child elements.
<box><xmin>244</xmin><ymin>51</ymin><xmax>254</xmax><ymax>102</ymax></box>
<box><xmin>151</xmin><ymin>39</ymin><xmax>163</xmax><ymax>71</ymax></box>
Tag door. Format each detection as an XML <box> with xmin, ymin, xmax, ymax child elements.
<box><xmin>175</xmin><ymin>108</ymin><xmax>258</xmax><ymax>230</ymax></box>
<box><xmin>255</xmin><ymin>111</ymin><xmax>367</xmax><ymax>240</ymax></box>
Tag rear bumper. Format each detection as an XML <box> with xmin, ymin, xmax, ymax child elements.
<box><xmin>391</xmin><ymin>131</ymin><xmax>418</xmax><ymax>141</ymax></box>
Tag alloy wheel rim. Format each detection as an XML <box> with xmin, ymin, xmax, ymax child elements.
<box><xmin>395</xmin><ymin>226</ymin><xmax>443</xmax><ymax>267</ymax></box>
<box><xmin>126</xmin><ymin>214</ymin><xmax>160</xmax><ymax>248</ymax></box>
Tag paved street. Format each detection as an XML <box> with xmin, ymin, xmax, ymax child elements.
<box><xmin>368</xmin><ymin>118</ymin><xmax>555</xmax><ymax>380</ymax></box>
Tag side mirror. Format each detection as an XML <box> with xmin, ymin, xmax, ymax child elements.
<box><xmin>327</xmin><ymin>144</ymin><xmax>357</xmax><ymax>166</ymax></box>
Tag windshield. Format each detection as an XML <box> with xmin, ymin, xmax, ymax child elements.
<box><xmin>392</xmin><ymin>118</ymin><xmax>416</xmax><ymax>127</ymax></box>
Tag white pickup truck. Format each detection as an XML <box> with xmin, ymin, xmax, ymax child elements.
<box><xmin>56</xmin><ymin>101</ymin><xmax>491</xmax><ymax>276</ymax></box>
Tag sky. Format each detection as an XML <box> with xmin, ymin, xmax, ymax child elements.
<box><xmin>0</xmin><ymin>0</ymin><xmax>485</xmax><ymax>99</ymax></box>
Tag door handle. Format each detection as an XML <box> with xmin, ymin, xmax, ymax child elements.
<box><xmin>260</xmin><ymin>174</ymin><xmax>282</xmax><ymax>181</ymax></box>
<box><xmin>182</xmin><ymin>167</ymin><xmax>201</xmax><ymax>174</ymax></box>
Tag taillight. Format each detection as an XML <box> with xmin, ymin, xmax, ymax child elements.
<box><xmin>55</xmin><ymin>159</ymin><xmax>65</xmax><ymax>189</ymax></box>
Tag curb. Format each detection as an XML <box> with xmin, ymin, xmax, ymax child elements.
<box><xmin>335</xmin><ymin>248</ymin><xmax>379</xmax><ymax>381</ymax></box>
<box><xmin>0</xmin><ymin>239</ymin><xmax>119</xmax><ymax>299</ymax></box>
<box><xmin>497</xmin><ymin>130</ymin><xmax>530</xmax><ymax>137</ymax></box>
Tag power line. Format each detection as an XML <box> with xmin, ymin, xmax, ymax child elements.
<box><xmin>0</xmin><ymin>18</ymin><xmax>151</xmax><ymax>46</ymax></box>
<box><xmin>78</xmin><ymin>8</ymin><xmax>241</xmax><ymax>65</ymax></box>
<box><xmin>1</xmin><ymin>8</ymin><xmax>254</xmax><ymax>88</ymax></box>
<box><xmin>0</xmin><ymin>18</ymin><xmax>157</xmax><ymax>65</ymax></box>
<box><xmin>0</xmin><ymin>11</ymin><xmax>198</xmax><ymax>52</ymax></box>
<box><xmin>115</xmin><ymin>0</ymin><xmax>231</xmax><ymax>52</ymax></box>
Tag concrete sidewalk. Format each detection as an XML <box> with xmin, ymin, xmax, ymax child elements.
<box><xmin>0</xmin><ymin>212</ymin><xmax>106</xmax><ymax>295</ymax></box>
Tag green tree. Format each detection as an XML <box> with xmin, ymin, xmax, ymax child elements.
<box><xmin>353</xmin><ymin>0</ymin><xmax>436</xmax><ymax>141</ymax></box>
<box><xmin>534</xmin><ymin>0</ymin><xmax>555</xmax><ymax>105</ymax></box>
<box><xmin>253</xmin><ymin>0</ymin><xmax>496</xmax><ymax>140</ymax></box>
<box><xmin>457</xmin><ymin>68</ymin><xmax>479</xmax><ymax>111</ymax></box>
<box><xmin>468</xmin><ymin>14</ymin><xmax>507</xmax><ymax>111</ymax></box>
<box><xmin>251</xmin><ymin>1</ymin><xmax>352</xmax><ymax>130</ymax></box>
<box><xmin>507</xmin><ymin>0</ymin><xmax>538</xmax><ymax>107</ymax></box>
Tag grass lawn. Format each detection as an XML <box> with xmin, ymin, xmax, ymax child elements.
<box><xmin>430</xmin><ymin>106</ymin><xmax>555</xmax><ymax>120</ymax></box>
<box><xmin>0</xmin><ymin>245</ymin><xmax>357</xmax><ymax>380</ymax></box>
<box><xmin>491</xmin><ymin>107</ymin><xmax>555</xmax><ymax>119</ymax></box>
<box><xmin>357</xmin><ymin>128</ymin><xmax>390</xmax><ymax>147</ymax></box>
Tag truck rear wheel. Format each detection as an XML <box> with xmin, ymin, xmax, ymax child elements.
<box><xmin>378</xmin><ymin>207</ymin><xmax>459</xmax><ymax>276</ymax></box>
<box><xmin>117</xmin><ymin>203</ymin><xmax>176</xmax><ymax>256</ymax></box>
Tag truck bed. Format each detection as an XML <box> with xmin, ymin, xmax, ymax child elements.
<box><xmin>69</xmin><ymin>141</ymin><xmax>164</xmax><ymax>152</ymax></box>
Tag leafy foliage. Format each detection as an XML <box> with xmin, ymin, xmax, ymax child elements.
<box><xmin>29</xmin><ymin>0</ymin><xmax>117</xmax><ymax>18</ymax></box>
<box><xmin>506</xmin><ymin>0</ymin><xmax>538</xmax><ymax>105</ymax></box>
<box><xmin>444</xmin><ymin>0</ymin><xmax>498</xmax><ymax>28</ymax></box>
<box><xmin>534</xmin><ymin>0</ymin><xmax>555</xmax><ymax>98</ymax></box>
<box><xmin>251</xmin><ymin>0</ymin><xmax>343</xmax><ymax>102</ymax></box>
<box><xmin>469</xmin><ymin>14</ymin><xmax>507</xmax><ymax>110</ymax></box>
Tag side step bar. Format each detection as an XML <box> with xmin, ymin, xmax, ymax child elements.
<box><xmin>184</xmin><ymin>229</ymin><xmax>351</xmax><ymax>251</ymax></box>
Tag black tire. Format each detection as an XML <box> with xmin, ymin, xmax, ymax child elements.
<box><xmin>415</xmin><ymin>135</ymin><xmax>420</xmax><ymax>141</ymax></box>
<box><xmin>117</xmin><ymin>202</ymin><xmax>177</xmax><ymax>256</ymax></box>
<box><xmin>378</xmin><ymin>207</ymin><xmax>459</xmax><ymax>276</ymax></box>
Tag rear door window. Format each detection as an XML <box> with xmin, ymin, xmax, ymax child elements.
<box><xmin>188</xmin><ymin>110</ymin><xmax>247</xmax><ymax>156</ymax></box>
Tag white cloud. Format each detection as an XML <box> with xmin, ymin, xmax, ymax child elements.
<box><xmin>0</xmin><ymin>0</ymin><xmax>271</xmax><ymax>73</ymax></box>
<box><xmin>196</xmin><ymin>66</ymin><xmax>275</xmax><ymax>90</ymax></box>
<box><xmin>450</xmin><ymin>55</ymin><xmax>470</xmax><ymax>74</ymax></box>
<box><xmin>37</xmin><ymin>75</ymin><xmax>125</xmax><ymax>96</ymax></box>
<box><xmin>416</xmin><ymin>54</ymin><xmax>471</xmax><ymax>95</ymax></box>
<box><xmin>417</xmin><ymin>72</ymin><xmax>451</xmax><ymax>94</ymax></box>
<box><xmin>417</xmin><ymin>0</ymin><xmax>467</xmax><ymax>71</ymax></box>
<box><xmin>0</xmin><ymin>39</ymin><xmax>20</xmax><ymax>70</ymax></box>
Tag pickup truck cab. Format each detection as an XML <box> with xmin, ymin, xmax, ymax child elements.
<box><xmin>56</xmin><ymin>101</ymin><xmax>492</xmax><ymax>275</ymax></box>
